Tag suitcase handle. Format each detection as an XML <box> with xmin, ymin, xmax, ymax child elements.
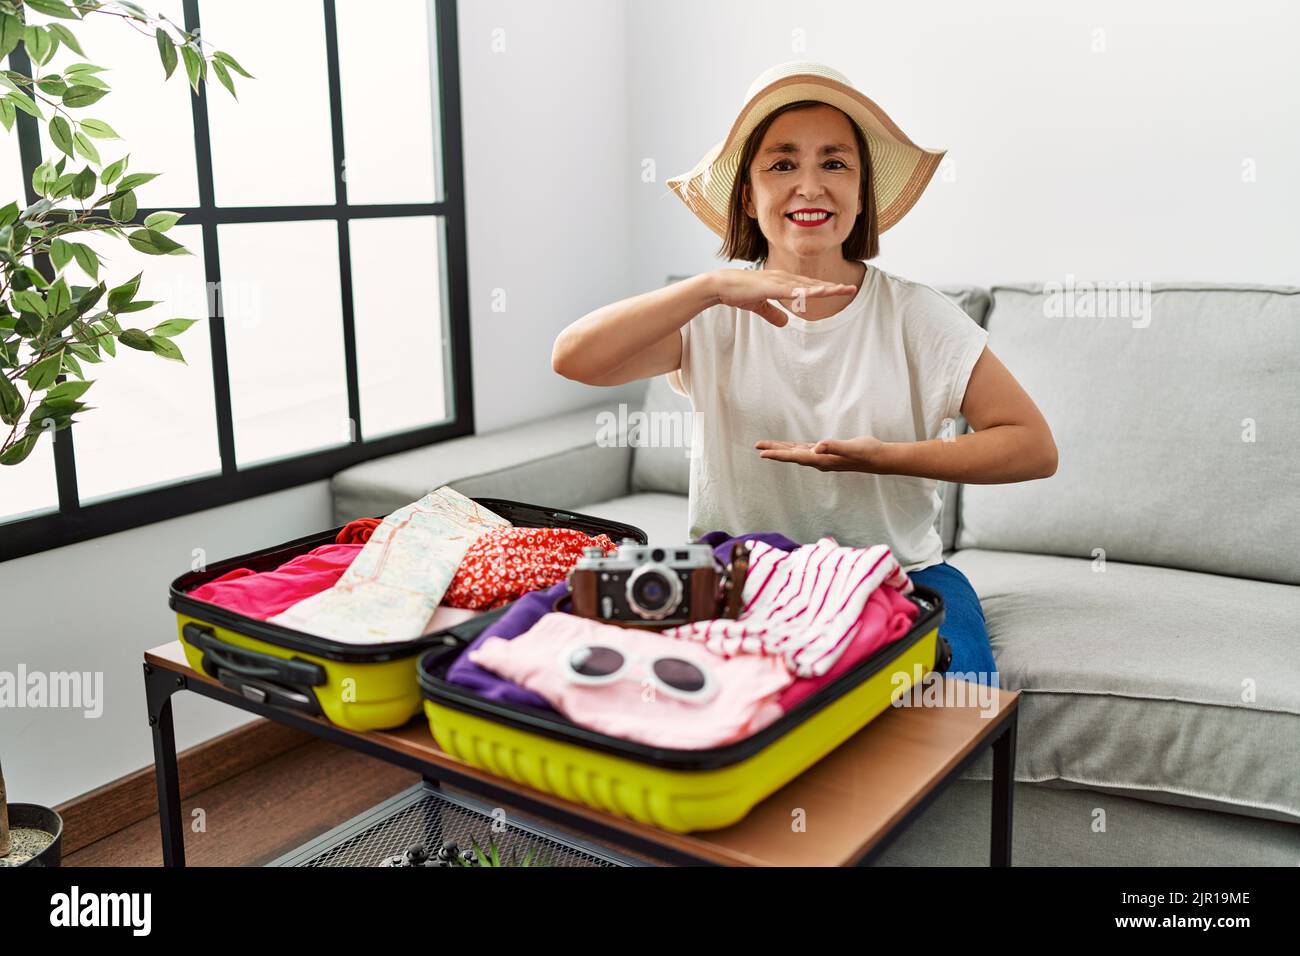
<box><xmin>183</xmin><ymin>623</ymin><xmax>327</xmax><ymax>687</ymax></box>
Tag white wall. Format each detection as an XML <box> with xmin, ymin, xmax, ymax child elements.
<box><xmin>627</xmin><ymin>0</ymin><xmax>1300</xmax><ymax>291</ymax></box>
<box><xmin>459</xmin><ymin>0</ymin><xmax>645</xmax><ymax>430</ymax></box>
<box><xmin>1</xmin><ymin>483</ymin><xmax>333</xmax><ymax>808</ymax></box>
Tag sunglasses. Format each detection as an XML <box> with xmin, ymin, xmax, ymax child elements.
<box><xmin>558</xmin><ymin>643</ymin><xmax>719</xmax><ymax>704</ymax></box>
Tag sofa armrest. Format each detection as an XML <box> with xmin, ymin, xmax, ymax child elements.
<box><xmin>330</xmin><ymin>400</ymin><xmax>634</xmax><ymax>524</ymax></box>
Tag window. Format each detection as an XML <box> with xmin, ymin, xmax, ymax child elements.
<box><xmin>0</xmin><ymin>0</ymin><xmax>471</xmax><ymax>560</ymax></box>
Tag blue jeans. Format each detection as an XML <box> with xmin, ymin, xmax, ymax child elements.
<box><xmin>908</xmin><ymin>561</ymin><xmax>999</xmax><ymax>687</ymax></box>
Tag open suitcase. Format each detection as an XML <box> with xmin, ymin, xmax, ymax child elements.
<box><xmin>168</xmin><ymin>498</ymin><xmax>648</xmax><ymax>731</ymax></box>
<box><xmin>418</xmin><ymin>585</ymin><xmax>951</xmax><ymax>833</ymax></box>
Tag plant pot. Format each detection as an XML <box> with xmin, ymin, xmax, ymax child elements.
<box><xmin>0</xmin><ymin>804</ymin><xmax>64</xmax><ymax>867</ymax></box>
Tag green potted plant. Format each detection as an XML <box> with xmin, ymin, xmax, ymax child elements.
<box><xmin>0</xmin><ymin>758</ymin><xmax>63</xmax><ymax>866</ymax></box>
<box><xmin>0</xmin><ymin>0</ymin><xmax>251</xmax><ymax>466</ymax></box>
<box><xmin>455</xmin><ymin>837</ymin><xmax>547</xmax><ymax>868</ymax></box>
<box><xmin>382</xmin><ymin>838</ymin><xmax>549</xmax><ymax>868</ymax></box>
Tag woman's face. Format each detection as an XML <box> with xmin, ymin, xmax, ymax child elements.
<box><xmin>743</xmin><ymin>104</ymin><xmax>864</xmax><ymax>258</ymax></box>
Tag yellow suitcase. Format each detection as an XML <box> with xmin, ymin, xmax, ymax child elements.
<box><xmin>168</xmin><ymin>498</ymin><xmax>648</xmax><ymax>731</ymax></box>
<box><xmin>418</xmin><ymin>586</ymin><xmax>949</xmax><ymax>832</ymax></box>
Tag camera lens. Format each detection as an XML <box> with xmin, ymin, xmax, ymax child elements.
<box><xmin>631</xmin><ymin>571</ymin><xmax>672</xmax><ymax>611</ymax></box>
<box><xmin>626</xmin><ymin>563</ymin><xmax>683</xmax><ymax>620</ymax></box>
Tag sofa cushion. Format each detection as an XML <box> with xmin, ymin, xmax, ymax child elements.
<box><xmin>330</xmin><ymin>401</ymin><xmax>632</xmax><ymax>523</ymax></box>
<box><xmin>570</xmin><ymin>492</ymin><xmax>691</xmax><ymax>545</ymax></box>
<box><xmin>933</xmin><ymin>287</ymin><xmax>992</xmax><ymax>552</ymax></box>
<box><xmin>628</xmin><ymin>374</ymin><xmax>693</xmax><ymax>497</ymax></box>
<box><xmin>935</xmin><ymin>285</ymin><xmax>992</xmax><ymax>328</ymax></box>
<box><xmin>947</xmin><ymin>548</ymin><xmax>1300</xmax><ymax>825</ymax></box>
<box><xmin>958</xmin><ymin>282</ymin><xmax>1300</xmax><ymax>585</ymax></box>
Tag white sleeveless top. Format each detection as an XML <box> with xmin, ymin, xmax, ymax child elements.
<box><xmin>666</xmin><ymin>260</ymin><xmax>988</xmax><ymax>572</ymax></box>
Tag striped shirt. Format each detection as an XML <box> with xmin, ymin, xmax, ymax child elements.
<box><xmin>660</xmin><ymin>537</ymin><xmax>913</xmax><ymax>678</ymax></box>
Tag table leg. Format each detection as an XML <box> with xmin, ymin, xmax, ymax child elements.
<box><xmin>145</xmin><ymin>663</ymin><xmax>186</xmax><ymax>868</ymax></box>
<box><xmin>990</xmin><ymin>712</ymin><xmax>1017</xmax><ymax>867</ymax></box>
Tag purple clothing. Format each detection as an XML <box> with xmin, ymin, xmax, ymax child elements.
<box><xmin>443</xmin><ymin>530</ymin><xmax>801</xmax><ymax>709</ymax></box>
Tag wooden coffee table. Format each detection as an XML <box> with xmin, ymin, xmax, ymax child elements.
<box><xmin>144</xmin><ymin>640</ymin><xmax>1019</xmax><ymax>866</ymax></box>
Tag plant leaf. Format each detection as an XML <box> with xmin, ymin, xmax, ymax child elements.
<box><xmin>50</xmin><ymin>237</ymin><xmax>73</xmax><ymax>270</ymax></box>
<box><xmin>142</xmin><ymin>210</ymin><xmax>182</xmax><ymax>232</ymax></box>
<box><xmin>212</xmin><ymin>59</ymin><xmax>236</xmax><ymax>99</ymax></box>
<box><xmin>46</xmin><ymin>22</ymin><xmax>86</xmax><ymax>56</ymax></box>
<box><xmin>5</xmin><ymin>90</ymin><xmax>43</xmax><ymax>119</ymax></box>
<box><xmin>117</xmin><ymin>328</ymin><xmax>151</xmax><ymax>351</ymax></box>
<box><xmin>78</xmin><ymin>118</ymin><xmax>119</xmax><ymax>139</ymax></box>
<box><xmin>26</xmin><ymin>0</ymin><xmax>81</xmax><ymax>21</ymax></box>
<box><xmin>32</xmin><ymin>160</ymin><xmax>56</xmax><ymax>196</ymax></box>
<box><xmin>36</xmin><ymin>74</ymin><xmax>67</xmax><ymax>97</ymax></box>
<box><xmin>62</xmin><ymin>84</ymin><xmax>108</xmax><ymax>108</ymax></box>
<box><xmin>24</xmin><ymin>25</ymin><xmax>54</xmax><ymax>66</ymax></box>
<box><xmin>180</xmin><ymin>45</ymin><xmax>201</xmax><ymax>93</ymax></box>
<box><xmin>70</xmin><ymin>242</ymin><xmax>98</xmax><ymax>279</ymax></box>
<box><xmin>214</xmin><ymin>50</ymin><xmax>254</xmax><ymax>79</ymax></box>
<box><xmin>108</xmin><ymin>272</ymin><xmax>141</xmax><ymax>312</ymax></box>
<box><xmin>72</xmin><ymin>165</ymin><xmax>96</xmax><ymax>200</ymax></box>
<box><xmin>49</xmin><ymin>117</ymin><xmax>75</xmax><ymax>160</ymax></box>
<box><xmin>109</xmin><ymin>188</ymin><xmax>136</xmax><ymax>222</ymax></box>
<box><xmin>127</xmin><ymin>228</ymin><xmax>185</xmax><ymax>256</ymax></box>
<box><xmin>0</xmin><ymin>432</ymin><xmax>40</xmax><ymax>465</ymax></box>
<box><xmin>25</xmin><ymin>350</ymin><xmax>63</xmax><ymax>390</ymax></box>
<box><xmin>13</xmin><ymin>289</ymin><xmax>47</xmax><ymax>319</ymax></box>
<box><xmin>62</xmin><ymin>350</ymin><xmax>84</xmax><ymax>380</ymax></box>
<box><xmin>0</xmin><ymin>14</ymin><xmax>23</xmax><ymax>62</ymax></box>
<box><xmin>155</xmin><ymin>27</ymin><xmax>177</xmax><ymax>80</ymax></box>
<box><xmin>0</xmin><ymin>372</ymin><xmax>24</xmax><ymax>425</ymax></box>
<box><xmin>151</xmin><ymin>318</ymin><xmax>196</xmax><ymax>338</ymax></box>
<box><xmin>101</xmin><ymin>154</ymin><xmax>128</xmax><ymax>186</ymax></box>
<box><xmin>44</xmin><ymin>378</ymin><xmax>92</xmax><ymax>404</ymax></box>
<box><xmin>116</xmin><ymin>172</ymin><xmax>158</xmax><ymax>191</ymax></box>
<box><xmin>73</xmin><ymin>131</ymin><xmax>100</xmax><ymax>164</ymax></box>
<box><xmin>47</xmin><ymin>277</ymin><xmax>71</xmax><ymax>315</ymax></box>
<box><xmin>147</xmin><ymin>334</ymin><xmax>184</xmax><ymax>362</ymax></box>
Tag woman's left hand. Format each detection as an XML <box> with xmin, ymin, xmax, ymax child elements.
<box><xmin>754</xmin><ymin>435</ymin><xmax>887</xmax><ymax>473</ymax></box>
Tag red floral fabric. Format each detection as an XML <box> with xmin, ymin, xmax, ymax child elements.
<box><xmin>443</xmin><ymin>527</ymin><xmax>619</xmax><ymax>610</ymax></box>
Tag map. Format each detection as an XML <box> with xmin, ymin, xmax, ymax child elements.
<box><xmin>269</xmin><ymin>486</ymin><xmax>511</xmax><ymax>643</ymax></box>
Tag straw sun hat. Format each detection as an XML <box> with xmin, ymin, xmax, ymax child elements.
<box><xmin>666</xmin><ymin>61</ymin><xmax>946</xmax><ymax>238</ymax></box>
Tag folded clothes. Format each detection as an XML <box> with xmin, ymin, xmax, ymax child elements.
<box><xmin>335</xmin><ymin>516</ymin><xmax>382</xmax><ymax>545</ymax></box>
<box><xmin>444</xmin><ymin>530</ymin><xmax>798</xmax><ymax>710</ymax></box>
<box><xmin>268</xmin><ymin>486</ymin><xmax>511</xmax><ymax>644</ymax></box>
<box><xmin>187</xmin><ymin>544</ymin><xmax>364</xmax><ymax>620</ymax></box>
<box><xmin>775</xmin><ymin>584</ymin><xmax>918</xmax><ymax>711</ymax></box>
<box><xmin>660</xmin><ymin>536</ymin><xmax>913</xmax><ymax>678</ymax></box>
<box><xmin>468</xmin><ymin>612</ymin><xmax>791</xmax><ymax>749</ymax></box>
<box><xmin>442</xmin><ymin>527</ymin><xmax>619</xmax><ymax>610</ymax></box>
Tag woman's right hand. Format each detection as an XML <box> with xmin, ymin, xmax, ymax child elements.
<box><xmin>707</xmin><ymin>268</ymin><xmax>859</xmax><ymax>327</ymax></box>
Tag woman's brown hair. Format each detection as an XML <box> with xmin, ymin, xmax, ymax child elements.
<box><xmin>719</xmin><ymin>100</ymin><xmax>879</xmax><ymax>263</ymax></box>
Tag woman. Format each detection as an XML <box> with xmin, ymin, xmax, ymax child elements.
<box><xmin>552</xmin><ymin>63</ymin><xmax>1057</xmax><ymax>685</ymax></box>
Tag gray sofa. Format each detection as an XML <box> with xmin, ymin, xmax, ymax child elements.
<box><xmin>331</xmin><ymin>280</ymin><xmax>1300</xmax><ymax>866</ymax></box>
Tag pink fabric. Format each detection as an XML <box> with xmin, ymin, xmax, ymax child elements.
<box><xmin>660</xmin><ymin>536</ymin><xmax>914</xmax><ymax>678</ymax></box>
<box><xmin>188</xmin><ymin>544</ymin><xmax>364</xmax><ymax>620</ymax></box>
<box><xmin>777</xmin><ymin>584</ymin><xmax>919</xmax><ymax>711</ymax></box>
<box><xmin>468</xmin><ymin>612</ymin><xmax>792</xmax><ymax>750</ymax></box>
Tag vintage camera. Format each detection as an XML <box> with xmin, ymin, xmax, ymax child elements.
<box><xmin>566</xmin><ymin>538</ymin><xmax>750</xmax><ymax>627</ymax></box>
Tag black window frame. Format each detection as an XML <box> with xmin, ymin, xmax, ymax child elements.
<box><xmin>0</xmin><ymin>0</ymin><xmax>473</xmax><ymax>563</ymax></box>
